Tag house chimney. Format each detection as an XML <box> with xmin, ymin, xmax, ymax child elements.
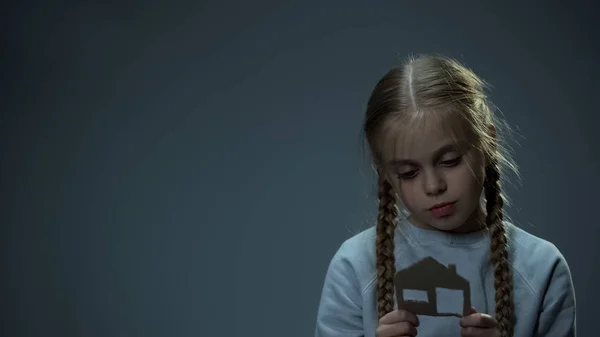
<box><xmin>448</xmin><ymin>264</ymin><xmax>456</xmax><ymax>273</ymax></box>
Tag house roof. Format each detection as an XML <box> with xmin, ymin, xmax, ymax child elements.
<box><xmin>394</xmin><ymin>256</ymin><xmax>469</xmax><ymax>289</ymax></box>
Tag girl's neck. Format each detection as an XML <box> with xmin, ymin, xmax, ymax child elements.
<box><xmin>453</xmin><ymin>206</ymin><xmax>486</xmax><ymax>233</ymax></box>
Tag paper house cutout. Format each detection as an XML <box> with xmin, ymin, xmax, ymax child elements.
<box><xmin>394</xmin><ymin>256</ymin><xmax>471</xmax><ymax>317</ymax></box>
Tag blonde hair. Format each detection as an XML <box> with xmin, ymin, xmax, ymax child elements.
<box><xmin>363</xmin><ymin>54</ymin><xmax>517</xmax><ymax>337</ymax></box>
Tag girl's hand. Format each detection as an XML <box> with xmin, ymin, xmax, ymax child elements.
<box><xmin>376</xmin><ymin>309</ymin><xmax>420</xmax><ymax>337</ymax></box>
<box><xmin>460</xmin><ymin>307</ymin><xmax>500</xmax><ymax>337</ymax></box>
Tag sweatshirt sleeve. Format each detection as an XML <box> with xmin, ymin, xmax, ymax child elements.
<box><xmin>314</xmin><ymin>242</ymin><xmax>365</xmax><ymax>337</ymax></box>
<box><xmin>535</xmin><ymin>247</ymin><xmax>576</xmax><ymax>337</ymax></box>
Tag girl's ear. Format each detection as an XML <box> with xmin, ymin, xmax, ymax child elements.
<box><xmin>378</xmin><ymin>171</ymin><xmax>393</xmax><ymax>191</ymax></box>
<box><xmin>377</xmin><ymin>168</ymin><xmax>401</xmax><ymax>196</ymax></box>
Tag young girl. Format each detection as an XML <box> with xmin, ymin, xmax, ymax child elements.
<box><xmin>314</xmin><ymin>55</ymin><xmax>576</xmax><ymax>337</ymax></box>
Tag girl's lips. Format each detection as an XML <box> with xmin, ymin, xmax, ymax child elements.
<box><xmin>429</xmin><ymin>201</ymin><xmax>455</xmax><ymax>210</ymax></box>
<box><xmin>429</xmin><ymin>202</ymin><xmax>457</xmax><ymax>218</ymax></box>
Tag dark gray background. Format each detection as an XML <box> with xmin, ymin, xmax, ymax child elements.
<box><xmin>2</xmin><ymin>1</ymin><xmax>598</xmax><ymax>336</ymax></box>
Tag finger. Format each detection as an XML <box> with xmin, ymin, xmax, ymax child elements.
<box><xmin>379</xmin><ymin>309</ymin><xmax>420</xmax><ymax>326</ymax></box>
<box><xmin>470</xmin><ymin>307</ymin><xmax>477</xmax><ymax>314</ymax></box>
<box><xmin>461</xmin><ymin>326</ymin><xmax>501</xmax><ymax>337</ymax></box>
<box><xmin>460</xmin><ymin>313</ymin><xmax>498</xmax><ymax>328</ymax></box>
<box><xmin>376</xmin><ymin>322</ymin><xmax>418</xmax><ymax>337</ymax></box>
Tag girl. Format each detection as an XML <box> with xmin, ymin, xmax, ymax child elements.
<box><xmin>314</xmin><ymin>55</ymin><xmax>576</xmax><ymax>337</ymax></box>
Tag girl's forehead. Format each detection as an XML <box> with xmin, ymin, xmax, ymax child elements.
<box><xmin>378</xmin><ymin>113</ymin><xmax>470</xmax><ymax>163</ymax></box>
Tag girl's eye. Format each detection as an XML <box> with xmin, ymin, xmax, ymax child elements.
<box><xmin>440</xmin><ymin>156</ymin><xmax>462</xmax><ymax>167</ymax></box>
<box><xmin>398</xmin><ymin>170</ymin><xmax>418</xmax><ymax>180</ymax></box>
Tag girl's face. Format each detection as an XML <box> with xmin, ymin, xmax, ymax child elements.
<box><xmin>379</xmin><ymin>117</ymin><xmax>486</xmax><ymax>232</ymax></box>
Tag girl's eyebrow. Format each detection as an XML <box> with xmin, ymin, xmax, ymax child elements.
<box><xmin>388</xmin><ymin>141</ymin><xmax>468</xmax><ymax>166</ymax></box>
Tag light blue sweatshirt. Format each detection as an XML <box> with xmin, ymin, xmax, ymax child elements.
<box><xmin>315</xmin><ymin>218</ymin><xmax>576</xmax><ymax>337</ymax></box>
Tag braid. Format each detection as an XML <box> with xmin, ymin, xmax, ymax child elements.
<box><xmin>375</xmin><ymin>177</ymin><xmax>399</xmax><ymax>319</ymax></box>
<box><xmin>485</xmin><ymin>163</ymin><xmax>515</xmax><ymax>337</ymax></box>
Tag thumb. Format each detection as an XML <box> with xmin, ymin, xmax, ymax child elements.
<box><xmin>470</xmin><ymin>307</ymin><xmax>478</xmax><ymax>314</ymax></box>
